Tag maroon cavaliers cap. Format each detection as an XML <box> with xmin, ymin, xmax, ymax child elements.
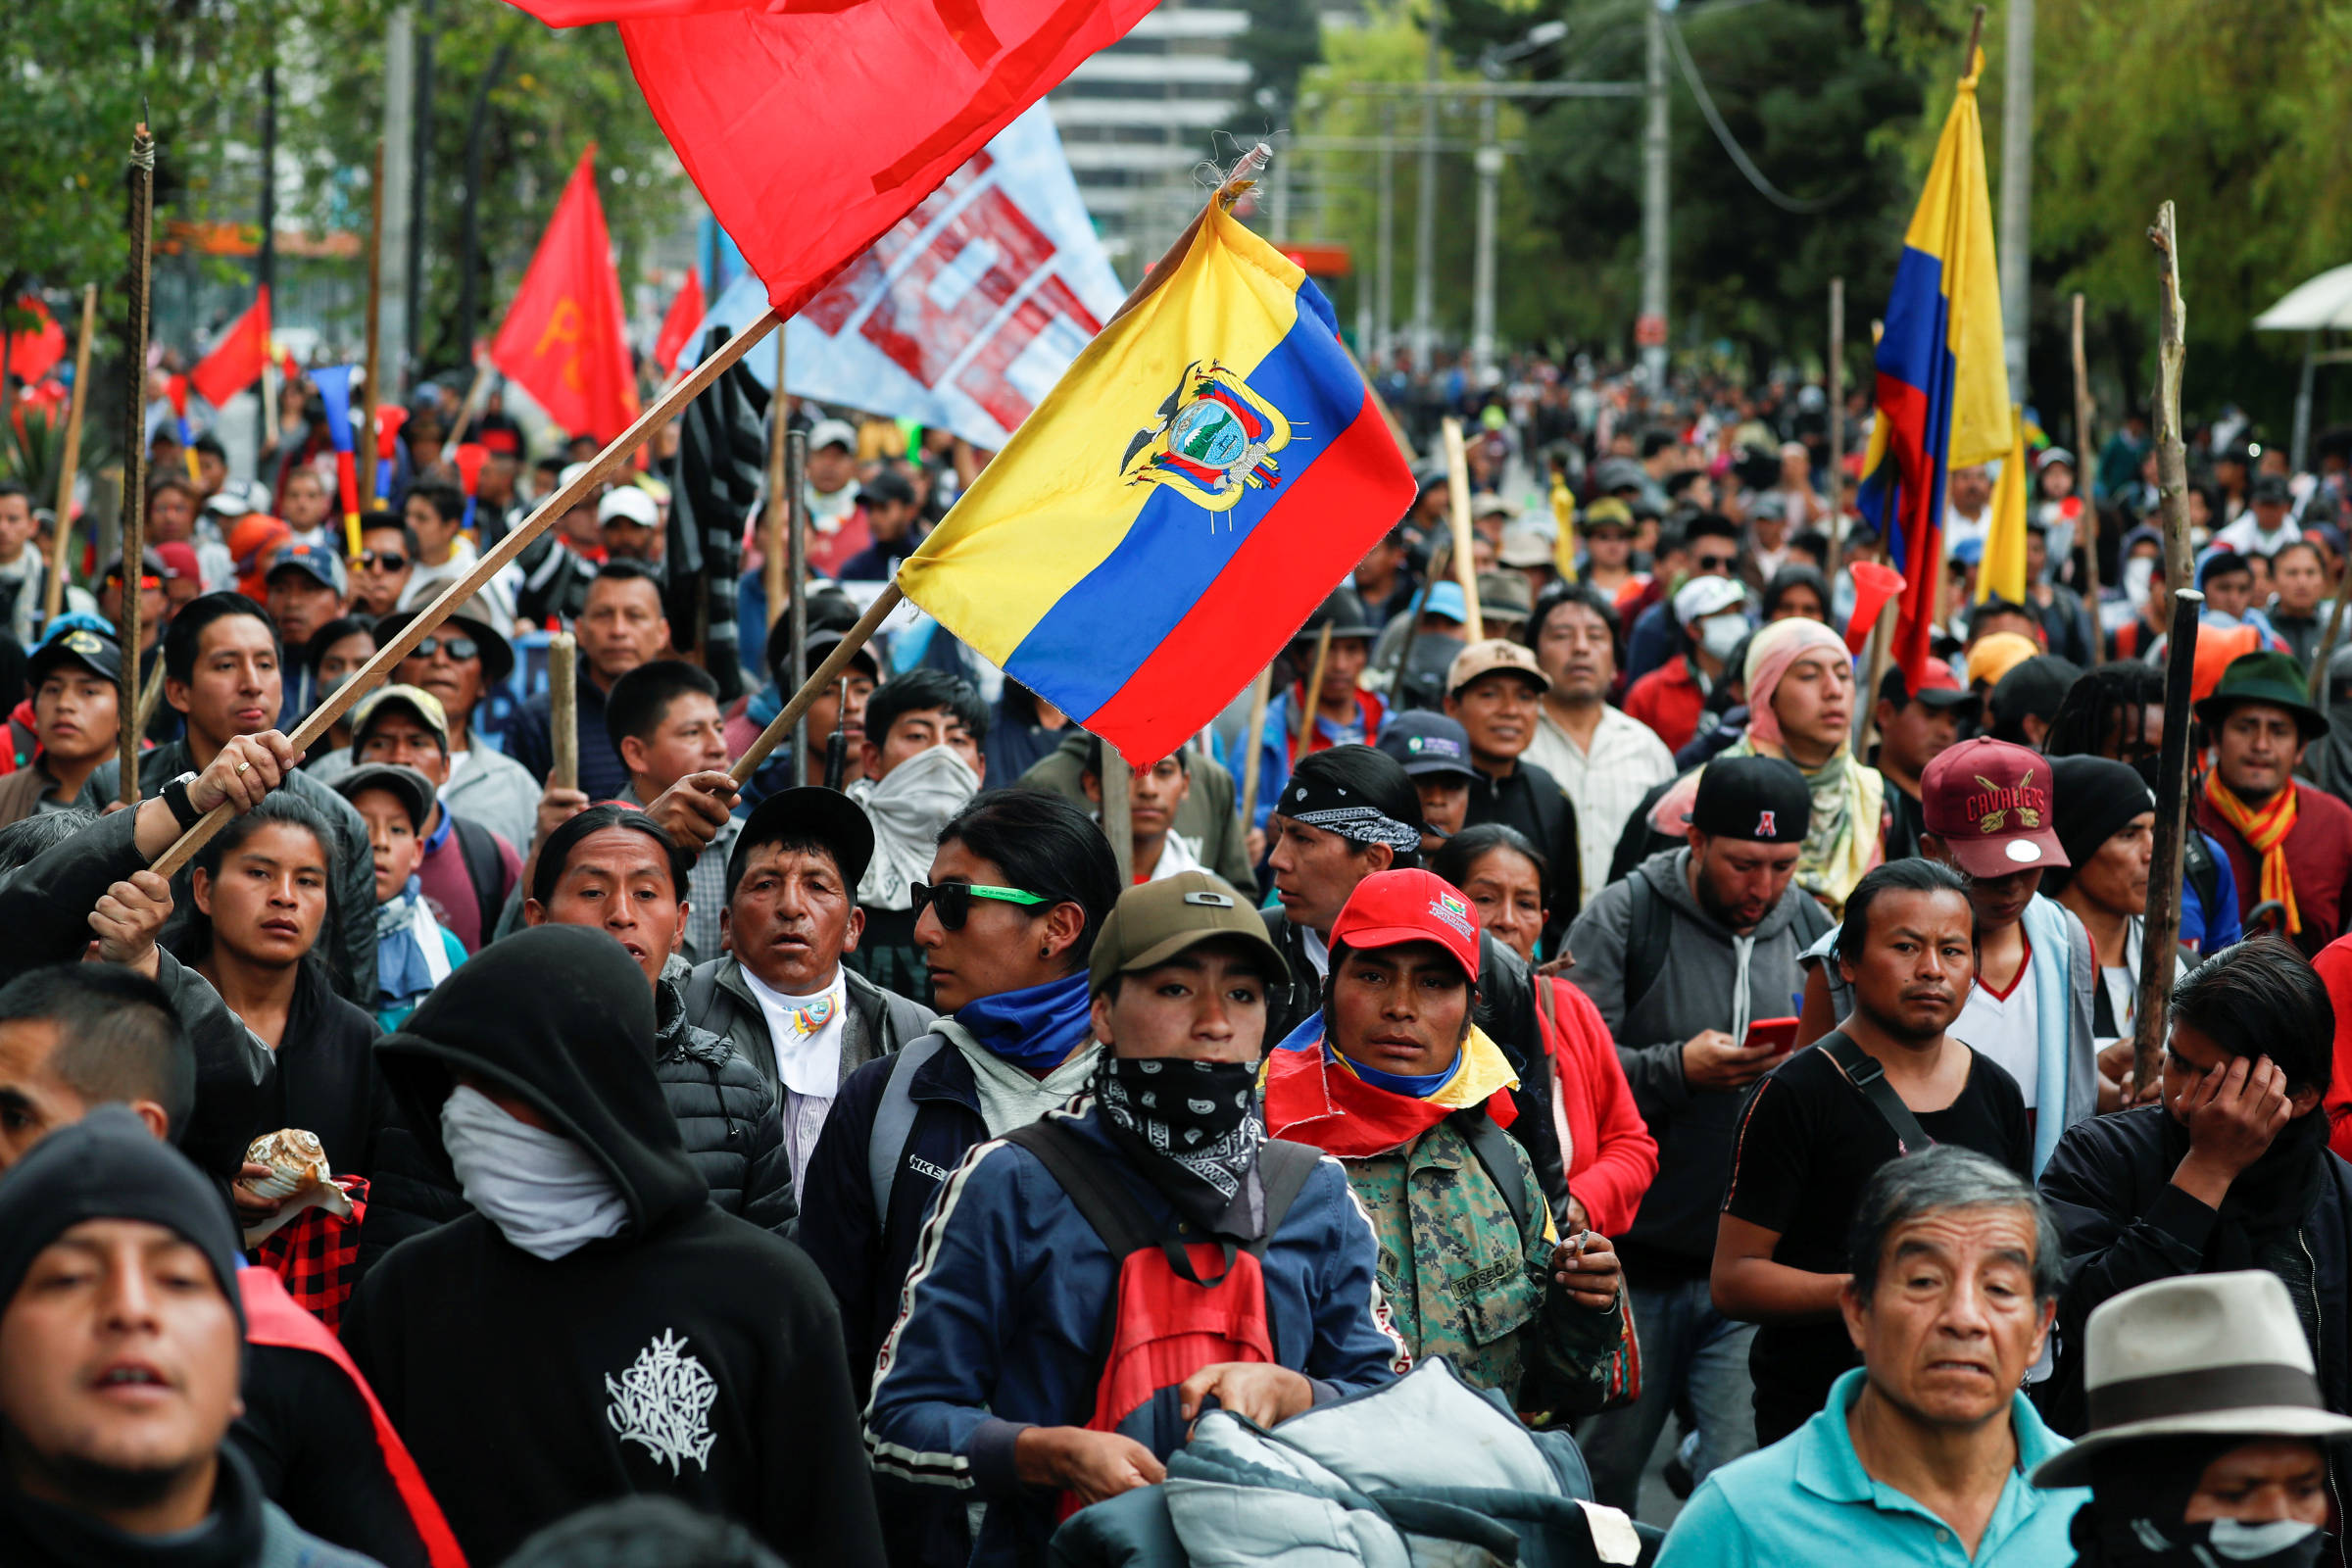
<box><xmin>1921</xmin><ymin>737</ymin><xmax>2070</xmax><ymax>878</ymax></box>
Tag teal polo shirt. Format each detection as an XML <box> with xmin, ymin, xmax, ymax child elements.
<box><xmin>1656</xmin><ymin>1369</ymin><xmax>2089</xmax><ymax>1566</ymax></box>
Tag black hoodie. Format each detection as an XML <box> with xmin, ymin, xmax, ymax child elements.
<box><xmin>339</xmin><ymin>926</ymin><xmax>882</xmax><ymax>1567</ymax></box>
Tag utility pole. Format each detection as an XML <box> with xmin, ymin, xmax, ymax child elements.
<box><xmin>1376</xmin><ymin>103</ymin><xmax>1396</xmax><ymax>367</ymax></box>
<box><xmin>407</xmin><ymin>0</ymin><xmax>436</xmax><ymax>388</ymax></box>
<box><xmin>1998</xmin><ymin>0</ymin><xmax>2032</xmax><ymax>403</ymax></box>
<box><xmin>1411</xmin><ymin>0</ymin><xmax>1441</xmax><ymax>375</ymax></box>
<box><xmin>379</xmin><ymin>8</ymin><xmax>416</xmax><ymax>384</ymax></box>
<box><xmin>1471</xmin><ymin>95</ymin><xmax>1499</xmax><ymax>379</ymax></box>
<box><xmin>1639</xmin><ymin>0</ymin><xmax>1670</xmax><ymax>385</ymax></box>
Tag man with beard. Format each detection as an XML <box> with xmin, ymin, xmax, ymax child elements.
<box><xmin>1714</xmin><ymin>858</ymin><xmax>2032</xmax><ymax>1445</ymax></box>
<box><xmin>864</xmin><ymin>872</ymin><xmax>1407</xmax><ymax>1568</ymax></box>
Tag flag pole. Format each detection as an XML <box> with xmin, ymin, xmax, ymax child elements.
<box><xmin>1298</xmin><ymin>622</ymin><xmax>1336</xmax><ymax>765</ymax></box>
<box><xmin>2070</xmin><ymin>293</ymin><xmax>2100</xmax><ymax>609</ymax></box>
<box><xmin>148</xmin><ymin>305</ymin><xmax>785</xmax><ymax>876</ymax></box>
<box><xmin>2131</xmin><ymin>198</ymin><xmax>2195</xmax><ymax>1102</ymax></box>
<box><xmin>119</xmin><ymin>120</ymin><xmax>157</xmax><ymax>808</ymax></box>
<box><xmin>786</xmin><ymin>428</ymin><xmax>810</xmax><ymax>776</ymax></box>
<box><xmin>43</xmin><ymin>284</ymin><xmax>98</xmax><ymax>627</ymax></box>
<box><xmin>763</xmin><ymin>330</ymin><xmax>788</xmax><ymax>634</ymax></box>
<box><xmin>727</xmin><ymin>143</ymin><xmax>1281</xmax><ymax>789</ymax></box>
<box><xmin>1101</xmin><ymin>747</ymin><xmax>1133</xmax><ymax>884</ymax></box>
<box><xmin>1441</xmin><ymin>416</ymin><xmax>1484</xmax><ymax>643</ymax></box>
<box><xmin>361</xmin><ymin>139</ymin><xmax>386</xmax><ymax>524</ymax></box>
<box><xmin>549</xmin><ymin>632</ymin><xmax>577</xmax><ymax>793</ymax></box>
<box><xmin>446</xmin><ymin>359</ymin><xmax>492</xmax><ymax>447</ymax></box>
<box><xmin>1825</xmin><ymin>276</ymin><xmax>1846</xmax><ymax>582</ymax></box>
<box><xmin>1237</xmin><ymin>665</ymin><xmax>1272</xmax><ymax>831</ymax></box>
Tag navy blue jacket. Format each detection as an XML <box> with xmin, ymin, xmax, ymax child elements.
<box><xmin>864</xmin><ymin>1099</ymin><xmax>1409</xmax><ymax>1568</ymax></box>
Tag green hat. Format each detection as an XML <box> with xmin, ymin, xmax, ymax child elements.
<box><xmin>1088</xmin><ymin>870</ymin><xmax>1290</xmax><ymax>998</ymax></box>
<box><xmin>2194</xmin><ymin>650</ymin><xmax>2326</xmax><ymax>741</ymax></box>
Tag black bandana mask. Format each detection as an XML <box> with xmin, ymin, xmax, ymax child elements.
<box><xmin>2102</xmin><ymin>1517</ymin><xmax>2328</xmax><ymax>1568</ymax></box>
<box><xmin>1094</xmin><ymin>1055</ymin><xmax>1264</xmax><ymax>1205</ymax></box>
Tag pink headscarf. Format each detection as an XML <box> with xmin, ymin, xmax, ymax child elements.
<box><xmin>1743</xmin><ymin>616</ymin><xmax>1852</xmax><ymax>749</ymax></box>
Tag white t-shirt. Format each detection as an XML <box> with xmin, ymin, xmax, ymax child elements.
<box><xmin>741</xmin><ymin>967</ymin><xmax>848</xmax><ymax>1199</ymax></box>
<box><xmin>1949</xmin><ymin>939</ymin><xmax>2042</xmax><ymax>1107</ymax></box>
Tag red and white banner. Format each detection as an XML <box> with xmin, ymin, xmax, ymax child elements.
<box><xmin>683</xmin><ymin>103</ymin><xmax>1124</xmax><ymax>451</ymax></box>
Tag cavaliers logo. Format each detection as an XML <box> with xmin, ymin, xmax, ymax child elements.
<box><xmin>1973</xmin><ymin>768</ymin><xmax>2045</xmax><ymax>833</ymax></box>
<box><xmin>1121</xmin><ymin>360</ymin><xmax>1297</xmax><ymax>515</ymax></box>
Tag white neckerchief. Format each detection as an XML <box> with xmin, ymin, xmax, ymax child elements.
<box><xmin>852</xmin><ymin>745</ymin><xmax>980</xmax><ymax>910</ymax></box>
<box><xmin>932</xmin><ymin>1018</ymin><xmax>1102</xmax><ymax>1137</ymax></box>
<box><xmin>740</xmin><ymin>965</ymin><xmax>848</xmax><ymax>1101</ymax></box>
<box><xmin>1139</xmin><ymin>830</ymin><xmax>1205</xmax><ymax>882</ymax></box>
<box><xmin>1301</xmin><ymin>925</ymin><xmax>1331</xmax><ymax>979</ymax></box>
<box><xmin>439</xmin><ymin>1086</ymin><xmax>627</xmax><ymax>1260</ymax></box>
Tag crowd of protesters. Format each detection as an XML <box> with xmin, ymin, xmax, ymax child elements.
<box><xmin>8</xmin><ymin>345</ymin><xmax>2352</xmax><ymax>1568</ymax></box>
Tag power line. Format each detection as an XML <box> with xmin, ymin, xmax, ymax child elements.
<box><xmin>1663</xmin><ymin>15</ymin><xmax>1839</xmax><ymax>215</ymax></box>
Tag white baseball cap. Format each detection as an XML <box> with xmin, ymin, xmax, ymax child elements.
<box><xmin>598</xmin><ymin>486</ymin><xmax>660</xmax><ymax>529</ymax></box>
<box><xmin>807</xmin><ymin>417</ymin><xmax>858</xmax><ymax>454</ymax></box>
<box><xmin>1673</xmin><ymin>574</ymin><xmax>1748</xmax><ymax>627</ymax></box>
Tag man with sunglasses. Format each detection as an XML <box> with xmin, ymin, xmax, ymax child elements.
<box><xmin>1625</xmin><ymin>513</ymin><xmax>1746</xmax><ymax>683</ymax></box>
<box><xmin>352</xmin><ymin>513</ymin><xmax>416</xmax><ymax>618</ymax></box>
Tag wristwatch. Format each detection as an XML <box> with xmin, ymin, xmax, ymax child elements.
<box><xmin>161</xmin><ymin>770</ymin><xmax>203</xmax><ymax>830</ymax></box>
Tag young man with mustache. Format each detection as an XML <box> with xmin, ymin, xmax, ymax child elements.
<box><xmin>1713</xmin><ymin>858</ymin><xmax>2033</xmax><ymax>1446</ymax></box>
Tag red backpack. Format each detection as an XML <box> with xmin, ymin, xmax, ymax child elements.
<box><xmin>1002</xmin><ymin>1119</ymin><xmax>1324</xmax><ymax>1518</ymax></box>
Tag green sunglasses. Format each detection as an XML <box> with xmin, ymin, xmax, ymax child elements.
<box><xmin>909</xmin><ymin>880</ymin><xmax>1052</xmax><ymax>930</ymax></box>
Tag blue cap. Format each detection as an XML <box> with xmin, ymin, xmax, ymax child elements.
<box><xmin>1423</xmin><ymin>580</ymin><xmax>1468</xmax><ymax>623</ymax></box>
<box><xmin>1946</xmin><ymin>536</ymin><xmax>1984</xmax><ymax>566</ymax></box>
<box><xmin>1376</xmin><ymin>710</ymin><xmax>1477</xmax><ymax>779</ymax></box>
<box><xmin>267</xmin><ymin>541</ymin><xmax>348</xmax><ymax>596</ymax></box>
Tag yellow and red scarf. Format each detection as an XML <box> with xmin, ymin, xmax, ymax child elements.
<box><xmin>2203</xmin><ymin>771</ymin><xmax>2301</xmax><ymax>934</ymax></box>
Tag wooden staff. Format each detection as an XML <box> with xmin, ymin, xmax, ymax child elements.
<box><xmin>1825</xmin><ymin>276</ymin><xmax>1846</xmax><ymax>581</ymax></box>
<box><xmin>1387</xmin><ymin>532</ymin><xmax>1450</xmax><ymax>691</ymax></box>
<box><xmin>43</xmin><ymin>284</ymin><xmax>97</xmax><ymax>626</ymax></box>
<box><xmin>1853</xmin><ymin>595</ymin><xmax>1897</xmax><ymax>752</ymax></box>
<box><xmin>1297</xmin><ymin>621</ymin><xmax>1336</xmax><ymax>762</ymax></box>
<box><xmin>1237</xmin><ymin>665</ymin><xmax>1273</xmax><ymax>831</ymax></box>
<box><xmin>762</xmin><ymin>330</ymin><xmax>787</xmax><ymax>632</ymax></box>
<box><xmin>445</xmin><ymin>359</ymin><xmax>492</xmax><ymax>447</ymax></box>
<box><xmin>120</xmin><ymin>121</ymin><xmax>156</xmax><ymax>808</ymax></box>
<box><xmin>134</xmin><ymin>654</ymin><xmax>170</xmax><ymax>736</ymax></box>
<box><xmin>548</xmin><ymin>631</ymin><xmax>577</xmax><ymax>793</ymax></box>
<box><xmin>2070</xmin><ymin>293</ymin><xmax>2101</xmax><ymax>608</ymax></box>
<box><xmin>2131</xmin><ymin>200</ymin><xmax>2197</xmax><ymax>1101</ymax></box>
<box><xmin>149</xmin><ymin>306</ymin><xmax>786</xmax><ymax>876</ymax></box>
<box><xmin>2309</xmin><ymin>570</ymin><xmax>2352</xmax><ymax>703</ymax></box>
<box><xmin>786</xmin><ymin>428</ymin><xmax>810</xmax><ymax>775</ymax></box>
<box><xmin>1440</xmin><ymin>416</ymin><xmax>1484</xmax><ymax>643</ymax></box>
<box><xmin>725</xmin><ymin>143</ymin><xmax>1281</xmax><ymax>792</ymax></box>
<box><xmin>1101</xmin><ymin>746</ymin><xmax>1133</xmax><ymax>884</ymax></box>
<box><xmin>361</xmin><ymin>139</ymin><xmax>385</xmax><ymax>517</ymax></box>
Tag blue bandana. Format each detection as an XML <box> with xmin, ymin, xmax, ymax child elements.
<box><xmin>955</xmin><ymin>972</ymin><xmax>1095</xmax><ymax>1071</ymax></box>
<box><xmin>1323</xmin><ymin>1038</ymin><xmax>1465</xmax><ymax>1100</ymax></box>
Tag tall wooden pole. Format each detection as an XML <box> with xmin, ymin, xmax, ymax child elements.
<box><xmin>1298</xmin><ymin>622</ymin><xmax>1336</xmax><ymax>761</ymax></box>
<box><xmin>1237</xmin><ymin>666</ymin><xmax>1272</xmax><ymax>832</ymax></box>
<box><xmin>119</xmin><ymin>122</ymin><xmax>157</xmax><ymax>807</ymax></box>
<box><xmin>786</xmin><ymin>428</ymin><xmax>810</xmax><ymax>776</ymax></box>
<box><xmin>1102</xmin><ymin>747</ymin><xmax>1134</xmax><ymax>885</ymax></box>
<box><xmin>549</xmin><ymin>631</ymin><xmax>577</xmax><ymax>793</ymax></box>
<box><xmin>149</xmin><ymin>307</ymin><xmax>786</xmax><ymax>876</ymax></box>
<box><xmin>1825</xmin><ymin>277</ymin><xmax>1846</xmax><ymax>582</ymax></box>
<box><xmin>763</xmin><ymin>331</ymin><xmax>788</xmax><ymax>638</ymax></box>
<box><xmin>1440</xmin><ymin>416</ymin><xmax>1484</xmax><ymax>643</ymax></box>
<box><xmin>43</xmin><ymin>284</ymin><xmax>98</xmax><ymax>626</ymax></box>
<box><xmin>2070</xmin><ymin>292</ymin><xmax>2100</xmax><ymax>608</ymax></box>
<box><xmin>2132</xmin><ymin>201</ymin><xmax>2196</xmax><ymax>1100</ymax></box>
<box><xmin>361</xmin><ymin>140</ymin><xmax>386</xmax><ymax>522</ymax></box>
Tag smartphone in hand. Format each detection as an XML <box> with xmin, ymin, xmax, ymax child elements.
<box><xmin>1743</xmin><ymin>1016</ymin><xmax>1800</xmax><ymax>1057</ymax></box>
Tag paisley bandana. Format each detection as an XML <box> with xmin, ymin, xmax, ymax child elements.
<box><xmin>1094</xmin><ymin>1054</ymin><xmax>1264</xmax><ymax>1201</ymax></box>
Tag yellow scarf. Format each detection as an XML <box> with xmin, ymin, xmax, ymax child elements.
<box><xmin>2203</xmin><ymin>771</ymin><xmax>2301</xmax><ymax>934</ymax></box>
<box><xmin>1733</xmin><ymin>734</ymin><xmax>1886</xmax><ymax>916</ymax></box>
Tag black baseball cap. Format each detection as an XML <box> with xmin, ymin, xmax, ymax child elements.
<box><xmin>1690</xmin><ymin>755</ymin><xmax>1811</xmax><ymax>845</ymax></box>
<box><xmin>1989</xmin><ymin>656</ymin><xmax>2083</xmax><ymax>737</ymax></box>
<box><xmin>727</xmin><ymin>786</ymin><xmax>875</xmax><ymax>900</ymax></box>
<box><xmin>1376</xmin><ymin>710</ymin><xmax>1477</xmax><ymax>781</ymax></box>
<box><xmin>28</xmin><ymin>626</ymin><xmax>123</xmax><ymax>687</ymax></box>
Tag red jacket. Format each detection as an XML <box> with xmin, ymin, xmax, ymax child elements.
<box><xmin>2311</xmin><ymin>935</ymin><xmax>2352</xmax><ymax>1162</ymax></box>
<box><xmin>1623</xmin><ymin>658</ymin><xmax>1706</xmax><ymax>757</ymax></box>
<box><xmin>2194</xmin><ymin>781</ymin><xmax>2352</xmax><ymax>959</ymax></box>
<box><xmin>1534</xmin><ymin>974</ymin><xmax>1659</xmax><ymax>1237</ymax></box>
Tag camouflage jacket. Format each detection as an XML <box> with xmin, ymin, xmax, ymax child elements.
<box><xmin>1342</xmin><ymin>1113</ymin><xmax>1624</xmax><ymax>1415</ymax></box>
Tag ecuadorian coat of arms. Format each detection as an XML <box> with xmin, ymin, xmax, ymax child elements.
<box><xmin>1121</xmin><ymin>360</ymin><xmax>1297</xmax><ymax>514</ymax></box>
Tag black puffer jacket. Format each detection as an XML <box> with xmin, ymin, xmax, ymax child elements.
<box><xmin>655</xmin><ymin>970</ymin><xmax>797</xmax><ymax>1237</ymax></box>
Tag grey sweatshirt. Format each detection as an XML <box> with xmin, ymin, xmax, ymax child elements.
<box><xmin>1563</xmin><ymin>848</ymin><xmax>1832</xmax><ymax>1275</ymax></box>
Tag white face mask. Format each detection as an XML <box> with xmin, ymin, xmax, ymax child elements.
<box><xmin>440</xmin><ymin>1085</ymin><xmax>627</xmax><ymax>1260</ymax></box>
<box><xmin>1697</xmin><ymin>612</ymin><xmax>1747</xmax><ymax>663</ymax></box>
<box><xmin>2123</xmin><ymin>556</ymin><xmax>2156</xmax><ymax>610</ymax></box>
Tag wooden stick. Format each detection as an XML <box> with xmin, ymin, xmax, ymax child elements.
<box><xmin>548</xmin><ymin>631</ymin><xmax>577</xmax><ymax>793</ymax></box>
<box><xmin>1101</xmin><ymin>746</ymin><xmax>1133</xmax><ymax>884</ymax></box>
<box><xmin>1298</xmin><ymin>621</ymin><xmax>1336</xmax><ymax>762</ymax></box>
<box><xmin>1237</xmin><ymin>665</ymin><xmax>1273</xmax><ymax>830</ymax></box>
<box><xmin>1963</xmin><ymin>6</ymin><xmax>1985</xmax><ymax>71</ymax></box>
<box><xmin>148</xmin><ymin>306</ymin><xmax>786</xmax><ymax>876</ymax></box>
<box><xmin>729</xmin><ymin>584</ymin><xmax>903</xmax><ymax>787</ymax></box>
<box><xmin>1386</xmin><ymin>532</ymin><xmax>1450</xmax><ymax>691</ymax></box>
<box><xmin>133</xmin><ymin>650</ymin><xmax>169</xmax><ymax>735</ymax></box>
<box><xmin>44</xmin><ymin>284</ymin><xmax>97</xmax><ymax>626</ymax></box>
<box><xmin>2071</xmin><ymin>292</ymin><xmax>2100</xmax><ymax>609</ymax></box>
<box><xmin>2149</xmin><ymin>203</ymin><xmax>2193</xmax><ymax>626</ymax></box>
<box><xmin>1825</xmin><ymin>276</ymin><xmax>1846</xmax><ymax>582</ymax></box>
<box><xmin>261</xmin><ymin>356</ymin><xmax>279</xmax><ymax>451</ymax></box>
<box><xmin>762</xmin><ymin>330</ymin><xmax>787</xmax><ymax>634</ymax></box>
<box><xmin>786</xmin><ymin>428</ymin><xmax>810</xmax><ymax>773</ymax></box>
<box><xmin>120</xmin><ymin>122</ymin><xmax>156</xmax><ymax>808</ymax></box>
<box><xmin>361</xmin><ymin>139</ymin><xmax>385</xmax><ymax>514</ymax></box>
<box><xmin>2133</xmin><ymin>590</ymin><xmax>2201</xmax><ymax>1100</ymax></box>
<box><xmin>1440</xmin><ymin>416</ymin><xmax>1484</xmax><ymax>643</ymax></box>
<box><xmin>2309</xmin><ymin>569</ymin><xmax>2352</xmax><ymax>702</ymax></box>
<box><xmin>1854</xmin><ymin>594</ymin><xmax>1897</xmax><ymax>752</ymax></box>
<box><xmin>445</xmin><ymin>359</ymin><xmax>492</xmax><ymax>447</ymax></box>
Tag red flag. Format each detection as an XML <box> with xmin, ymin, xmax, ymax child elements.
<box><xmin>4</xmin><ymin>297</ymin><xmax>66</xmax><ymax>385</ymax></box>
<box><xmin>189</xmin><ymin>287</ymin><xmax>272</xmax><ymax>408</ymax></box>
<box><xmin>489</xmin><ymin>149</ymin><xmax>639</xmax><ymax>443</ymax></box>
<box><xmin>501</xmin><ymin>0</ymin><xmax>1155</xmax><ymax>319</ymax></box>
<box><xmin>651</xmin><ymin>268</ymin><xmax>703</xmax><ymax>374</ymax></box>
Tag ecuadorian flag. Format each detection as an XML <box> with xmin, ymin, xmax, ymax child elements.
<box><xmin>895</xmin><ymin>199</ymin><xmax>1414</xmax><ymax>767</ymax></box>
<box><xmin>1855</xmin><ymin>47</ymin><xmax>2009</xmax><ymax>679</ymax></box>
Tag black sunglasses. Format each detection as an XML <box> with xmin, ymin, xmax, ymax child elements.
<box><xmin>1693</xmin><ymin>552</ymin><xmax>1739</xmax><ymax>571</ymax></box>
<box><xmin>410</xmin><ymin>635</ymin><xmax>479</xmax><ymax>662</ymax></box>
<box><xmin>909</xmin><ymin>880</ymin><xmax>1051</xmax><ymax>931</ymax></box>
<box><xmin>360</xmin><ymin>550</ymin><xmax>410</xmax><ymax>571</ymax></box>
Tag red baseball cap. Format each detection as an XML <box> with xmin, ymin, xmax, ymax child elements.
<box><xmin>1921</xmin><ymin>736</ymin><xmax>2070</xmax><ymax>878</ymax></box>
<box><xmin>1329</xmin><ymin>868</ymin><xmax>1482</xmax><ymax>981</ymax></box>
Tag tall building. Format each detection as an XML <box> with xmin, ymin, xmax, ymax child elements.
<box><xmin>1048</xmin><ymin>5</ymin><xmax>1251</xmax><ymax>277</ymax></box>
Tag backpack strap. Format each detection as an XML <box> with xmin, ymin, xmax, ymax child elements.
<box><xmin>451</xmin><ymin>815</ymin><xmax>506</xmax><ymax>946</ymax></box>
<box><xmin>1620</xmin><ymin>868</ymin><xmax>1668</xmax><ymax>1019</ymax></box>
<box><xmin>1818</xmin><ymin>1031</ymin><xmax>1935</xmax><ymax>1155</ymax></box>
<box><xmin>1253</xmin><ymin>1139</ymin><xmax>1323</xmax><ymax>1250</ymax></box>
<box><xmin>2183</xmin><ymin>828</ymin><xmax>2222</xmax><ymax>935</ymax></box>
<box><xmin>1004</xmin><ymin>1119</ymin><xmax>1163</xmax><ymax>1259</ymax></box>
<box><xmin>867</xmin><ymin>1033</ymin><xmax>948</xmax><ymax>1229</ymax></box>
<box><xmin>1449</xmin><ymin>1108</ymin><xmax>1536</xmax><ymax>1247</ymax></box>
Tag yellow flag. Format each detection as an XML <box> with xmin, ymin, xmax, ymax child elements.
<box><xmin>1977</xmin><ymin>405</ymin><xmax>2030</xmax><ymax>605</ymax></box>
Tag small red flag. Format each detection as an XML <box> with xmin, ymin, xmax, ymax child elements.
<box><xmin>189</xmin><ymin>287</ymin><xmax>272</xmax><ymax>409</ymax></box>
<box><xmin>4</xmin><ymin>297</ymin><xmax>66</xmax><ymax>385</ymax></box>
<box><xmin>652</xmin><ymin>268</ymin><xmax>703</xmax><ymax>374</ymax></box>
<box><xmin>499</xmin><ymin>0</ymin><xmax>1155</xmax><ymax>319</ymax></box>
<box><xmin>490</xmin><ymin>149</ymin><xmax>639</xmax><ymax>443</ymax></box>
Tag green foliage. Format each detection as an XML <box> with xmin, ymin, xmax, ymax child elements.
<box><xmin>0</xmin><ymin>407</ymin><xmax>68</xmax><ymax>499</ymax></box>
